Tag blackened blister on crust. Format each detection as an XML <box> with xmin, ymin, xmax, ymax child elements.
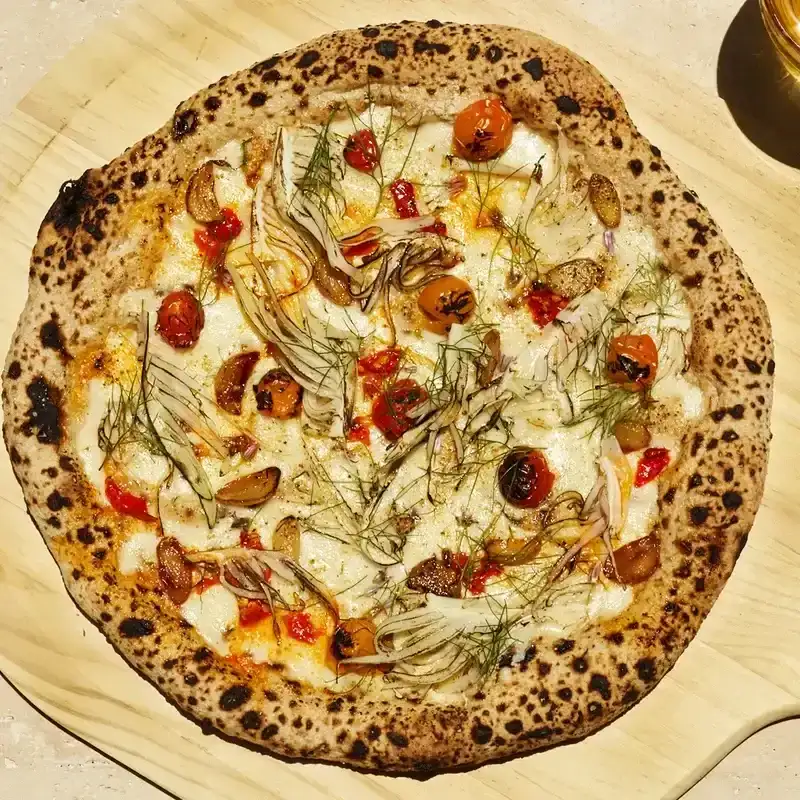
<box><xmin>44</xmin><ymin>173</ymin><xmax>93</xmax><ymax>232</ymax></box>
<box><xmin>22</xmin><ymin>377</ymin><xmax>62</xmax><ymax>445</ymax></box>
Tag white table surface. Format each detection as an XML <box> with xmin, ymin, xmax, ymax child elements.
<box><xmin>0</xmin><ymin>1</ymin><xmax>798</xmax><ymax>797</ymax></box>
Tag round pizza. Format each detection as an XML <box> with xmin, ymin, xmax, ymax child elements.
<box><xmin>3</xmin><ymin>21</ymin><xmax>773</xmax><ymax>771</ymax></box>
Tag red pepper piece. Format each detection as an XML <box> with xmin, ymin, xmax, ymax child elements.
<box><xmin>389</xmin><ymin>179</ymin><xmax>419</xmax><ymax>219</ymax></box>
<box><xmin>104</xmin><ymin>477</ymin><xmax>156</xmax><ymax>522</ymax></box>
<box><xmin>284</xmin><ymin>611</ymin><xmax>321</xmax><ymax>644</ymax></box>
<box><xmin>347</xmin><ymin>416</ymin><xmax>371</xmax><ymax>445</ymax></box>
<box><xmin>634</xmin><ymin>447</ymin><xmax>671</xmax><ymax>487</ymax></box>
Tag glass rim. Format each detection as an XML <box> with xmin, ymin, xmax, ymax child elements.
<box><xmin>762</xmin><ymin>0</ymin><xmax>800</xmax><ymax>56</ymax></box>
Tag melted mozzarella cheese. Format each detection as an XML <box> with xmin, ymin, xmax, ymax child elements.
<box><xmin>118</xmin><ymin>532</ymin><xmax>159</xmax><ymax>575</ymax></box>
<box><xmin>180</xmin><ymin>585</ymin><xmax>239</xmax><ymax>655</ymax></box>
<box><xmin>74</xmin><ymin>379</ymin><xmax>111</xmax><ymax>495</ymax></box>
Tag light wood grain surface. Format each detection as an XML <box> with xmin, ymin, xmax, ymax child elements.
<box><xmin>1</xmin><ymin>1</ymin><xmax>798</xmax><ymax>798</ymax></box>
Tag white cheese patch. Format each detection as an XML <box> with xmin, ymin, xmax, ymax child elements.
<box><xmin>180</xmin><ymin>585</ymin><xmax>239</xmax><ymax>655</ymax></box>
<box><xmin>74</xmin><ymin>379</ymin><xmax>111</xmax><ymax>495</ymax></box>
<box><xmin>118</xmin><ymin>532</ymin><xmax>159</xmax><ymax>575</ymax></box>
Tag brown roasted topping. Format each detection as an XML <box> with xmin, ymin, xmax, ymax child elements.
<box><xmin>477</xmin><ymin>329</ymin><xmax>502</xmax><ymax>386</ymax></box>
<box><xmin>544</xmin><ymin>258</ymin><xmax>603</xmax><ymax>299</ymax></box>
<box><xmin>272</xmin><ymin>516</ymin><xmax>300</xmax><ymax>559</ymax></box>
<box><xmin>313</xmin><ymin>258</ymin><xmax>352</xmax><ymax>306</ymax></box>
<box><xmin>157</xmin><ymin>537</ymin><xmax>194</xmax><ymax>605</ymax></box>
<box><xmin>254</xmin><ymin>369</ymin><xmax>303</xmax><ymax>419</ymax></box>
<box><xmin>243</xmin><ymin>136</ymin><xmax>269</xmax><ymax>188</ymax></box>
<box><xmin>484</xmin><ymin>536</ymin><xmax>543</xmax><ymax>566</ymax></box>
<box><xmin>588</xmin><ymin>173</ymin><xmax>622</xmax><ymax>229</ymax></box>
<box><xmin>215</xmin><ymin>467</ymin><xmax>281</xmax><ymax>507</ymax></box>
<box><xmin>225</xmin><ymin>434</ymin><xmax>259</xmax><ymax>460</ymax></box>
<box><xmin>407</xmin><ymin>550</ymin><xmax>463</xmax><ymax>598</ymax></box>
<box><xmin>332</xmin><ymin>617</ymin><xmax>377</xmax><ymax>661</ymax></box>
<box><xmin>614</xmin><ymin>421</ymin><xmax>652</xmax><ymax>453</ymax></box>
<box><xmin>186</xmin><ymin>162</ymin><xmax>222</xmax><ymax>223</ymax></box>
<box><xmin>214</xmin><ymin>351</ymin><xmax>260</xmax><ymax>414</ymax></box>
<box><xmin>604</xmin><ymin>533</ymin><xmax>660</xmax><ymax>584</ymax></box>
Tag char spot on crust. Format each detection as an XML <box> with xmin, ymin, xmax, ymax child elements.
<box><xmin>505</xmin><ymin>719</ymin><xmax>523</xmax><ymax>735</ymax></box>
<box><xmin>249</xmin><ymin>92</ymin><xmax>267</xmax><ymax>107</ymax></box>
<box><xmin>572</xmin><ymin>656</ymin><xmax>588</xmax><ymax>673</ymax></box>
<box><xmin>629</xmin><ymin>159</ymin><xmax>644</xmax><ymax>177</ymax></box>
<box><xmin>555</xmin><ymin>95</ymin><xmax>580</xmax><ymax>115</ymax></box>
<box><xmin>46</xmin><ymin>490</ymin><xmax>71</xmax><ymax>511</ymax></box>
<box><xmin>349</xmin><ymin>739</ymin><xmax>369</xmax><ymax>759</ymax></box>
<box><xmin>219</xmin><ymin>685</ymin><xmax>252</xmax><ymax>710</ymax></box>
<box><xmin>44</xmin><ymin>173</ymin><xmax>93</xmax><ymax>231</ymax></box>
<box><xmin>387</xmin><ymin>731</ymin><xmax>409</xmax><ymax>747</ymax></box>
<box><xmin>375</xmin><ymin>40</ymin><xmax>398</xmax><ymax>59</ymax></box>
<box><xmin>40</xmin><ymin>316</ymin><xmax>69</xmax><ymax>358</ymax></box>
<box><xmin>261</xmin><ymin>723</ymin><xmax>280</xmax><ymax>739</ymax></box>
<box><xmin>690</xmin><ymin>506</ymin><xmax>710</xmax><ymax>525</ymax></box>
<box><xmin>414</xmin><ymin>38</ymin><xmax>450</xmax><ymax>55</ymax></box>
<box><xmin>193</xmin><ymin>647</ymin><xmax>212</xmax><ymax>662</ymax></box>
<box><xmin>131</xmin><ymin>170</ymin><xmax>148</xmax><ymax>188</ymax></box>
<box><xmin>172</xmin><ymin>109</ymin><xmax>198</xmax><ymax>140</ymax></box>
<box><xmin>119</xmin><ymin>618</ymin><xmax>154</xmax><ymax>638</ymax></box>
<box><xmin>553</xmin><ymin>638</ymin><xmax>575</xmax><ymax>654</ymax></box>
<box><xmin>204</xmin><ymin>96</ymin><xmax>221</xmax><ymax>111</ymax></box>
<box><xmin>22</xmin><ymin>377</ymin><xmax>63</xmax><ymax>445</ymax></box>
<box><xmin>241</xmin><ymin>710</ymin><xmax>262</xmax><ymax>730</ymax></box>
<box><xmin>467</xmin><ymin>43</ymin><xmax>480</xmax><ymax>61</ymax></box>
<box><xmin>521</xmin><ymin>56</ymin><xmax>544</xmax><ymax>80</ymax></box>
<box><xmin>589</xmin><ymin>673</ymin><xmax>611</xmax><ymax>700</ymax></box>
<box><xmin>367</xmin><ymin>65</ymin><xmax>384</xmax><ymax>79</ymax></box>
<box><xmin>485</xmin><ymin>44</ymin><xmax>503</xmax><ymax>63</ymax></box>
<box><xmin>7</xmin><ymin>360</ymin><xmax>21</xmax><ymax>380</ymax></box>
<box><xmin>636</xmin><ymin>658</ymin><xmax>656</xmax><ymax>682</ymax></box>
<box><xmin>722</xmin><ymin>490</ymin><xmax>743</xmax><ymax>510</ymax></box>
<box><xmin>743</xmin><ymin>357</ymin><xmax>762</xmax><ymax>374</ymax></box>
<box><xmin>598</xmin><ymin>105</ymin><xmax>616</xmax><ymax>120</ymax></box>
<box><xmin>296</xmin><ymin>50</ymin><xmax>320</xmax><ymax>68</ymax></box>
<box><xmin>471</xmin><ymin>722</ymin><xmax>493</xmax><ymax>744</ymax></box>
<box><xmin>361</xmin><ymin>26</ymin><xmax>380</xmax><ymax>38</ymax></box>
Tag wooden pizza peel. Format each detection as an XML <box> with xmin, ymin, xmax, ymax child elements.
<box><xmin>1</xmin><ymin>1</ymin><xmax>798</xmax><ymax>797</ymax></box>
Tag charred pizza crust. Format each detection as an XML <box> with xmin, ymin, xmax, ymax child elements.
<box><xmin>2</xmin><ymin>21</ymin><xmax>772</xmax><ymax>770</ymax></box>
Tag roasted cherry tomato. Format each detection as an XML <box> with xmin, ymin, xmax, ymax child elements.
<box><xmin>239</xmin><ymin>600</ymin><xmax>272</xmax><ymax>627</ymax></box>
<box><xmin>347</xmin><ymin>416</ymin><xmax>372</xmax><ymax>445</ymax></box>
<box><xmin>604</xmin><ymin>533</ymin><xmax>660</xmax><ymax>585</ymax></box>
<box><xmin>421</xmin><ymin>219</ymin><xmax>447</xmax><ymax>236</ymax></box>
<box><xmin>284</xmin><ymin>611</ymin><xmax>321</xmax><ymax>644</ymax></box>
<box><xmin>526</xmin><ymin>286</ymin><xmax>569</xmax><ymax>328</ymax></box>
<box><xmin>389</xmin><ymin>179</ymin><xmax>419</xmax><ymax>218</ymax></box>
<box><xmin>372</xmin><ymin>379</ymin><xmax>428</xmax><ymax>441</ymax></box>
<box><xmin>105</xmin><ymin>477</ymin><xmax>156</xmax><ymax>522</ymax></box>
<box><xmin>453</xmin><ymin>98</ymin><xmax>514</xmax><ymax>162</ymax></box>
<box><xmin>239</xmin><ymin>529</ymin><xmax>264</xmax><ymax>550</ymax></box>
<box><xmin>358</xmin><ymin>347</ymin><xmax>402</xmax><ymax>377</ymax></box>
<box><xmin>194</xmin><ymin>207</ymin><xmax>243</xmax><ymax>261</ymax></box>
<box><xmin>607</xmin><ymin>334</ymin><xmax>659</xmax><ymax>391</ymax></box>
<box><xmin>468</xmin><ymin>560</ymin><xmax>504</xmax><ymax>594</ymax></box>
<box><xmin>634</xmin><ymin>447</ymin><xmax>671</xmax><ymax>487</ymax></box>
<box><xmin>418</xmin><ymin>276</ymin><xmax>476</xmax><ymax>334</ymax></box>
<box><xmin>498</xmin><ymin>448</ymin><xmax>555</xmax><ymax>509</ymax></box>
<box><xmin>253</xmin><ymin>369</ymin><xmax>303</xmax><ymax>419</ymax></box>
<box><xmin>156</xmin><ymin>290</ymin><xmax>205</xmax><ymax>349</ymax></box>
<box><xmin>343</xmin><ymin>129</ymin><xmax>380</xmax><ymax>173</ymax></box>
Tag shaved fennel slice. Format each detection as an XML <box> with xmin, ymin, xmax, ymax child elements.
<box><xmin>228</xmin><ymin>258</ymin><xmax>358</xmax><ymax>430</ymax></box>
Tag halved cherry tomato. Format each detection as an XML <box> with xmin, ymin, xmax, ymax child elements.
<box><xmin>634</xmin><ymin>447</ymin><xmax>671</xmax><ymax>487</ymax></box>
<box><xmin>418</xmin><ymin>276</ymin><xmax>476</xmax><ymax>334</ymax></box>
<box><xmin>453</xmin><ymin>98</ymin><xmax>514</xmax><ymax>162</ymax></box>
<box><xmin>498</xmin><ymin>448</ymin><xmax>555</xmax><ymax>509</ymax></box>
<box><xmin>421</xmin><ymin>219</ymin><xmax>447</xmax><ymax>236</ymax></box>
<box><xmin>239</xmin><ymin>529</ymin><xmax>264</xmax><ymax>550</ymax></box>
<box><xmin>105</xmin><ymin>477</ymin><xmax>156</xmax><ymax>522</ymax></box>
<box><xmin>239</xmin><ymin>600</ymin><xmax>272</xmax><ymax>627</ymax></box>
<box><xmin>347</xmin><ymin>416</ymin><xmax>371</xmax><ymax>445</ymax></box>
<box><xmin>253</xmin><ymin>369</ymin><xmax>303</xmax><ymax>419</ymax></box>
<box><xmin>361</xmin><ymin>374</ymin><xmax>384</xmax><ymax>399</ymax></box>
<box><xmin>389</xmin><ymin>179</ymin><xmax>419</xmax><ymax>218</ymax></box>
<box><xmin>372</xmin><ymin>379</ymin><xmax>428</xmax><ymax>441</ymax></box>
<box><xmin>284</xmin><ymin>611</ymin><xmax>321</xmax><ymax>644</ymax></box>
<box><xmin>607</xmin><ymin>334</ymin><xmax>659</xmax><ymax>391</ymax></box>
<box><xmin>526</xmin><ymin>287</ymin><xmax>569</xmax><ymax>328</ymax></box>
<box><xmin>468</xmin><ymin>560</ymin><xmax>504</xmax><ymax>595</ymax></box>
<box><xmin>343</xmin><ymin>129</ymin><xmax>380</xmax><ymax>173</ymax></box>
<box><xmin>197</xmin><ymin>573</ymin><xmax>221</xmax><ymax>593</ymax></box>
<box><xmin>194</xmin><ymin>207</ymin><xmax>243</xmax><ymax>261</ymax></box>
<box><xmin>156</xmin><ymin>290</ymin><xmax>205</xmax><ymax>349</ymax></box>
<box><xmin>358</xmin><ymin>347</ymin><xmax>402</xmax><ymax>377</ymax></box>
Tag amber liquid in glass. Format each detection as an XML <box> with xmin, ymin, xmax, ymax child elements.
<box><xmin>762</xmin><ymin>0</ymin><xmax>800</xmax><ymax>78</ymax></box>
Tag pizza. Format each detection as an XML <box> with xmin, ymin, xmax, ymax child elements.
<box><xmin>3</xmin><ymin>21</ymin><xmax>773</xmax><ymax>771</ymax></box>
